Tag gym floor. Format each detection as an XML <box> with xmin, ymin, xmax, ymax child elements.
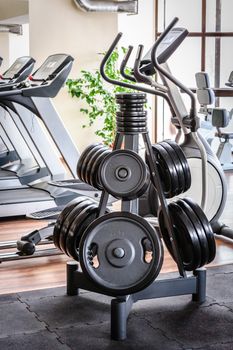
<box><xmin>0</xmin><ymin>172</ymin><xmax>232</xmax><ymax>296</ymax></box>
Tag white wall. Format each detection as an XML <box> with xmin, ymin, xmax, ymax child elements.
<box><xmin>118</xmin><ymin>0</ymin><xmax>155</xmax><ymax>140</ymax></box>
<box><xmin>0</xmin><ymin>0</ymin><xmax>28</xmax><ymax>21</ymax></box>
<box><xmin>0</xmin><ymin>24</ymin><xmax>29</xmax><ymax>72</ymax></box>
<box><xmin>0</xmin><ymin>33</ymin><xmax>10</xmax><ymax>72</ymax></box>
<box><xmin>118</xmin><ymin>0</ymin><xmax>155</xmax><ymax>54</ymax></box>
<box><xmin>8</xmin><ymin>23</ymin><xmax>29</xmax><ymax>65</ymax></box>
<box><xmin>29</xmin><ymin>0</ymin><xmax>118</xmax><ymax>151</ymax></box>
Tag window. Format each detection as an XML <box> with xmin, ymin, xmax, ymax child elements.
<box><xmin>155</xmin><ymin>0</ymin><xmax>233</xmax><ymax>139</ymax></box>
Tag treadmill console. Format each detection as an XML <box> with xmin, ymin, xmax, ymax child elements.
<box><xmin>31</xmin><ymin>54</ymin><xmax>74</xmax><ymax>82</ymax></box>
<box><xmin>1</xmin><ymin>56</ymin><xmax>35</xmax><ymax>80</ymax></box>
<box><xmin>140</xmin><ymin>27</ymin><xmax>189</xmax><ymax>76</ymax></box>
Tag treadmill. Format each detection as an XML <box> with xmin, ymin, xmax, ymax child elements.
<box><xmin>0</xmin><ymin>125</ymin><xmax>16</xmax><ymax>165</ymax></box>
<box><xmin>0</xmin><ymin>55</ymin><xmax>11</xmax><ymax>161</ymax></box>
<box><xmin>0</xmin><ymin>56</ymin><xmax>36</xmax><ymax>167</ymax></box>
<box><xmin>0</xmin><ymin>54</ymin><xmax>98</xmax><ymax>217</ymax></box>
<box><xmin>0</xmin><ymin>57</ymin><xmax>9</xmax><ymax>162</ymax></box>
<box><xmin>0</xmin><ymin>57</ymin><xmax>50</xmax><ymax>186</ymax></box>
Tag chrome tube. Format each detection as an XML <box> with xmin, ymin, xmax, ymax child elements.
<box><xmin>73</xmin><ymin>0</ymin><xmax>138</xmax><ymax>13</ymax></box>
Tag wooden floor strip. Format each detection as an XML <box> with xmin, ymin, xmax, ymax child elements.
<box><xmin>0</xmin><ymin>172</ymin><xmax>232</xmax><ymax>294</ymax></box>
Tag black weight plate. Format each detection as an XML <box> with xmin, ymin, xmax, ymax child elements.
<box><xmin>165</xmin><ymin>140</ymin><xmax>191</xmax><ymax>191</ymax></box>
<box><xmin>80</xmin><ymin>144</ymin><xmax>104</xmax><ymax>185</ymax></box>
<box><xmin>66</xmin><ymin>205</ymin><xmax>110</xmax><ymax>261</ymax></box>
<box><xmin>138</xmin><ymin>181</ymin><xmax>159</xmax><ymax>217</ymax></box>
<box><xmin>116</xmin><ymin>122</ymin><xmax>147</xmax><ymax>127</ymax></box>
<box><xmin>116</xmin><ymin>97</ymin><xmax>146</xmax><ymax>103</ymax></box>
<box><xmin>116</xmin><ymin>116</ymin><xmax>147</xmax><ymax>122</ymax></box>
<box><xmin>116</xmin><ymin>104</ymin><xmax>145</xmax><ymax>108</ymax></box>
<box><xmin>151</xmin><ymin>144</ymin><xmax>179</xmax><ymax>198</ymax></box>
<box><xmin>90</xmin><ymin>148</ymin><xmax>111</xmax><ymax>189</ymax></box>
<box><xmin>59</xmin><ymin>199</ymin><xmax>95</xmax><ymax>254</ymax></box>
<box><xmin>79</xmin><ymin>211</ymin><xmax>163</xmax><ymax>296</ymax></box>
<box><xmin>117</xmin><ymin>104</ymin><xmax>146</xmax><ymax>110</ymax></box>
<box><xmin>148</xmin><ymin>182</ymin><xmax>159</xmax><ymax>216</ymax></box>
<box><xmin>160</xmin><ymin>142</ymin><xmax>186</xmax><ymax>195</ymax></box>
<box><xmin>117</xmin><ymin>109</ymin><xmax>146</xmax><ymax>114</ymax></box>
<box><xmin>117</xmin><ymin>121</ymin><xmax>147</xmax><ymax>126</ymax></box>
<box><xmin>84</xmin><ymin>145</ymin><xmax>108</xmax><ymax>187</ymax></box>
<box><xmin>116</xmin><ymin>96</ymin><xmax>146</xmax><ymax>101</ymax></box>
<box><xmin>77</xmin><ymin>143</ymin><xmax>101</xmax><ymax>181</ymax></box>
<box><xmin>90</xmin><ymin>149</ymin><xmax>110</xmax><ymax>189</ymax></box>
<box><xmin>168</xmin><ymin>202</ymin><xmax>202</xmax><ymax>270</ymax></box>
<box><xmin>177</xmin><ymin>199</ymin><xmax>209</xmax><ymax>266</ymax></box>
<box><xmin>53</xmin><ymin>196</ymin><xmax>89</xmax><ymax>250</ymax></box>
<box><xmin>117</xmin><ymin>126</ymin><xmax>147</xmax><ymax>132</ymax></box>
<box><xmin>116</xmin><ymin>111</ymin><xmax>147</xmax><ymax>117</ymax></box>
<box><xmin>66</xmin><ymin>204</ymin><xmax>98</xmax><ymax>260</ymax></box>
<box><xmin>100</xmin><ymin>149</ymin><xmax>149</xmax><ymax>200</ymax></box>
<box><xmin>117</xmin><ymin>127</ymin><xmax>147</xmax><ymax>133</ymax></box>
<box><xmin>116</xmin><ymin>93</ymin><xmax>146</xmax><ymax>100</ymax></box>
<box><xmin>84</xmin><ymin>144</ymin><xmax>106</xmax><ymax>185</ymax></box>
<box><xmin>117</xmin><ymin>121</ymin><xmax>147</xmax><ymax>127</ymax></box>
<box><xmin>120</xmin><ymin>107</ymin><xmax>144</xmax><ymax>112</ymax></box>
<box><xmin>116</xmin><ymin>98</ymin><xmax>146</xmax><ymax>104</ymax></box>
<box><xmin>116</xmin><ymin>119</ymin><xmax>146</xmax><ymax>124</ymax></box>
<box><xmin>182</xmin><ymin>198</ymin><xmax>216</xmax><ymax>263</ymax></box>
<box><xmin>158</xmin><ymin>202</ymin><xmax>202</xmax><ymax>271</ymax></box>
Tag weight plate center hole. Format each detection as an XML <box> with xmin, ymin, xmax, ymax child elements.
<box><xmin>115</xmin><ymin>166</ymin><xmax>131</xmax><ymax>182</ymax></box>
<box><xmin>106</xmin><ymin>239</ymin><xmax>135</xmax><ymax>268</ymax></box>
<box><xmin>113</xmin><ymin>247</ymin><xmax>125</xmax><ymax>258</ymax></box>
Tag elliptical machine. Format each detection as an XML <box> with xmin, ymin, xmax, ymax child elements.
<box><xmin>120</xmin><ymin>19</ymin><xmax>233</xmax><ymax>240</ymax></box>
<box><xmin>100</xmin><ymin>21</ymin><xmax>230</xmax><ymax>242</ymax></box>
<box><xmin>195</xmin><ymin>71</ymin><xmax>233</xmax><ymax>171</ymax></box>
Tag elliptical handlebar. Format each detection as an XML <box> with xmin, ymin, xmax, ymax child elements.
<box><xmin>134</xmin><ymin>45</ymin><xmax>153</xmax><ymax>86</ymax></box>
<box><xmin>100</xmin><ymin>32</ymin><xmax>167</xmax><ymax>95</ymax></box>
<box><xmin>100</xmin><ymin>33</ymin><xmax>175</xmax><ymax>115</ymax></box>
<box><xmin>134</xmin><ymin>44</ymin><xmax>168</xmax><ymax>93</ymax></box>
<box><xmin>150</xmin><ymin>18</ymin><xmax>197</xmax><ymax>122</ymax></box>
<box><xmin>120</xmin><ymin>45</ymin><xmax>136</xmax><ymax>83</ymax></box>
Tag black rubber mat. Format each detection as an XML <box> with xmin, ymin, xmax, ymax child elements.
<box><xmin>1</xmin><ymin>264</ymin><xmax>233</xmax><ymax>349</ymax></box>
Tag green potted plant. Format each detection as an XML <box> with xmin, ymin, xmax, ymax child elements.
<box><xmin>66</xmin><ymin>49</ymin><xmax>134</xmax><ymax>146</ymax></box>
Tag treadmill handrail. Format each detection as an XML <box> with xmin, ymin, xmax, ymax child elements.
<box><xmin>0</xmin><ymin>89</ymin><xmax>22</xmax><ymax>97</ymax></box>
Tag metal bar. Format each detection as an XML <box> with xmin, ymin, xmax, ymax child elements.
<box><xmin>0</xmin><ymin>248</ymin><xmax>62</xmax><ymax>263</ymax></box>
<box><xmin>132</xmin><ymin>276</ymin><xmax>197</xmax><ymax>302</ymax></box>
<box><xmin>201</xmin><ymin>0</ymin><xmax>207</xmax><ymax>71</ymax></box>
<box><xmin>157</xmin><ymin>32</ymin><xmax>233</xmax><ymax>37</ymax></box>
<box><xmin>0</xmin><ymin>239</ymin><xmax>53</xmax><ymax>250</ymax></box>
<box><xmin>143</xmin><ymin>132</ymin><xmax>186</xmax><ymax>278</ymax></box>
<box><xmin>215</xmin><ymin>0</ymin><xmax>221</xmax><ymax>107</ymax></box>
<box><xmin>73</xmin><ymin>0</ymin><xmax>138</xmax><ymax>13</ymax></box>
<box><xmin>121</xmin><ymin>134</ymin><xmax>139</xmax><ymax>214</ymax></box>
<box><xmin>154</xmin><ymin>0</ymin><xmax>160</xmax><ymax>143</ymax></box>
<box><xmin>111</xmin><ymin>299</ymin><xmax>127</xmax><ymax>340</ymax></box>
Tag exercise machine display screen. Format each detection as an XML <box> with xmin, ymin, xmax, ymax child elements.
<box><xmin>140</xmin><ymin>27</ymin><xmax>189</xmax><ymax>75</ymax></box>
<box><xmin>32</xmin><ymin>54</ymin><xmax>73</xmax><ymax>81</ymax></box>
<box><xmin>2</xmin><ymin>56</ymin><xmax>34</xmax><ymax>79</ymax></box>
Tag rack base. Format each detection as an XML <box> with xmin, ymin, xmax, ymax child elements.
<box><xmin>66</xmin><ymin>261</ymin><xmax>206</xmax><ymax>341</ymax></box>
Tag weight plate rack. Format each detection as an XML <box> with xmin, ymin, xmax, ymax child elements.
<box><xmin>62</xmin><ymin>92</ymin><xmax>215</xmax><ymax>340</ymax></box>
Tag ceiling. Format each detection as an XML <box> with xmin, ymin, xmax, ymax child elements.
<box><xmin>0</xmin><ymin>0</ymin><xmax>28</xmax><ymax>24</ymax></box>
